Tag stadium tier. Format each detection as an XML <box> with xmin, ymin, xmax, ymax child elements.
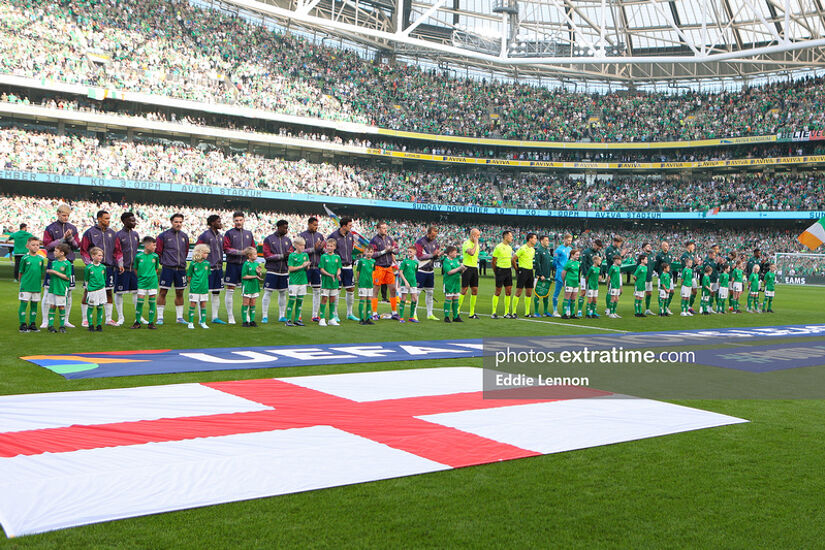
<box><xmin>2</xmin><ymin>0</ymin><xmax>825</xmax><ymax>143</ymax></box>
<box><xmin>3</xmin><ymin>126</ymin><xmax>825</xmax><ymax>213</ymax></box>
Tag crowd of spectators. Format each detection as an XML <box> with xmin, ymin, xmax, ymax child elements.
<box><xmin>3</xmin><ymin>127</ymin><xmax>825</xmax><ymax>211</ymax></box>
<box><xmin>2</xmin><ymin>0</ymin><xmax>825</xmax><ymax>142</ymax></box>
<box><xmin>0</xmin><ymin>194</ymin><xmax>815</xmax><ymax>259</ymax></box>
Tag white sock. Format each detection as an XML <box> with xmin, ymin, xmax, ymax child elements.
<box><xmin>346</xmin><ymin>291</ymin><xmax>354</xmax><ymax>316</ymax></box>
<box><xmin>104</xmin><ymin>302</ymin><xmax>113</xmax><ymax>322</ymax></box>
<box><xmin>175</xmin><ymin>304</ymin><xmax>183</xmax><ymax>319</ymax></box>
<box><xmin>224</xmin><ymin>287</ymin><xmax>235</xmax><ymax>322</ymax></box>
<box><xmin>114</xmin><ymin>293</ymin><xmax>124</xmax><ymax>320</ymax></box>
<box><xmin>66</xmin><ymin>291</ymin><xmax>72</xmax><ymax>321</ymax></box>
<box><xmin>211</xmin><ymin>293</ymin><xmax>220</xmax><ymax>320</ymax></box>
<box><xmin>81</xmin><ymin>302</ymin><xmax>88</xmax><ymax>323</ymax></box>
<box><xmin>426</xmin><ymin>289</ymin><xmax>434</xmax><ymax>316</ymax></box>
<box><xmin>40</xmin><ymin>291</ymin><xmax>52</xmax><ymax>326</ymax></box>
<box><xmin>278</xmin><ymin>289</ymin><xmax>288</xmax><ymax>319</ymax></box>
<box><xmin>157</xmin><ymin>301</ymin><xmax>165</xmax><ymax>322</ymax></box>
<box><xmin>261</xmin><ymin>289</ymin><xmax>273</xmax><ymax>319</ymax></box>
<box><xmin>312</xmin><ymin>287</ymin><xmax>320</xmax><ymax>317</ymax></box>
<box><xmin>132</xmin><ymin>293</ymin><xmax>138</xmax><ymax>308</ymax></box>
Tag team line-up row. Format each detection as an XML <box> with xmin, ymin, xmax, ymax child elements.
<box><xmin>14</xmin><ymin>205</ymin><xmax>778</xmax><ymax>333</ymax></box>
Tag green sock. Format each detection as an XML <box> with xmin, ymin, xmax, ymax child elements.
<box><xmin>200</xmin><ymin>307</ymin><xmax>207</xmax><ymax>323</ymax></box>
<box><xmin>242</xmin><ymin>305</ymin><xmax>249</xmax><ymax>323</ymax></box>
<box><xmin>286</xmin><ymin>296</ymin><xmax>295</xmax><ymax>322</ymax></box>
<box><xmin>605</xmin><ymin>291</ymin><xmax>611</xmax><ymax>310</ymax></box>
<box><xmin>329</xmin><ymin>301</ymin><xmax>336</xmax><ymax>319</ymax></box>
<box><xmin>96</xmin><ymin>306</ymin><xmax>103</xmax><ymax>326</ymax></box>
<box><xmin>320</xmin><ymin>302</ymin><xmax>326</xmax><ymax>319</ymax></box>
<box><xmin>250</xmin><ymin>305</ymin><xmax>256</xmax><ymax>321</ymax></box>
<box><xmin>399</xmin><ymin>301</ymin><xmax>406</xmax><ymax>318</ymax></box>
<box><xmin>87</xmin><ymin>306</ymin><xmax>94</xmax><ymax>327</ymax></box>
<box><xmin>28</xmin><ymin>301</ymin><xmax>37</xmax><ymax>324</ymax></box>
<box><xmin>452</xmin><ymin>298</ymin><xmax>459</xmax><ymax>318</ymax></box>
<box><xmin>188</xmin><ymin>307</ymin><xmax>195</xmax><ymax>323</ymax></box>
<box><xmin>635</xmin><ymin>299</ymin><xmax>641</xmax><ymax>314</ymax></box>
<box><xmin>747</xmin><ymin>295</ymin><xmax>752</xmax><ymax>309</ymax></box>
<box><xmin>48</xmin><ymin>308</ymin><xmax>55</xmax><ymax>327</ymax></box>
<box><xmin>543</xmin><ymin>297</ymin><xmax>549</xmax><ymax>314</ymax></box>
<box><xmin>59</xmin><ymin>309</ymin><xmax>65</xmax><ymax>327</ymax></box>
<box><xmin>469</xmin><ymin>294</ymin><xmax>477</xmax><ymax>316</ymax></box>
<box><xmin>18</xmin><ymin>301</ymin><xmax>27</xmax><ymax>324</ymax></box>
<box><xmin>136</xmin><ymin>297</ymin><xmax>145</xmax><ymax>324</ymax></box>
<box><xmin>443</xmin><ymin>299</ymin><xmax>450</xmax><ymax>318</ymax></box>
<box><xmin>148</xmin><ymin>296</ymin><xmax>157</xmax><ymax>323</ymax></box>
<box><xmin>491</xmin><ymin>294</ymin><xmax>499</xmax><ymax>315</ymax></box>
<box><xmin>690</xmin><ymin>292</ymin><xmax>697</xmax><ymax>307</ymax></box>
<box><xmin>767</xmin><ymin>297</ymin><xmax>773</xmax><ymax>310</ymax></box>
<box><xmin>512</xmin><ymin>295</ymin><xmax>520</xmax><ymax>315</ymax></box>
<box><xmin>295</xmin><ymin>297</ymin><xmax>303</xmax><ymax>320</ymax></box>
<box><xmin>645</xmin><ymin>293</ymin><xmax>651</xmax><ymax>311</ymax></box>
<box><xmin>409</xmin><ymin>300</ymin><xmax>417</xmax><ymax>318</ymax></box>
<box><xmin>577</xmin><ymin>296</ymin><xmax>584</xmax><ymax>314</ymax></box>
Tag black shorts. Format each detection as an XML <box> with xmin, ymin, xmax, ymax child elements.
<box><xmin>461</xmin><ymin>266</ymin><xmax>479</xmax><ymax>288</ymax></box>
<box><xmin>494</xmin><ymin>267</ymin><xmax>513</xmax><ymax>288</ymax></box>
<box><xmin>516</xmin><ymin>268</ymin><xmax>534</xmax><ymax>289</ymax></box>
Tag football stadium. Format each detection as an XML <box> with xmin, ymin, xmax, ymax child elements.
<box><xmin>3</xmin><ymin>0</ymin><xmax>825</xmax><ymax>545</ymax></box>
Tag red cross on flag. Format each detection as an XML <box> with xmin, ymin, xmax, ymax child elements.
<box><xmin>0</xmin><ymin>367</ymin><xmax>746</xmax><ymax>537</ymax></box>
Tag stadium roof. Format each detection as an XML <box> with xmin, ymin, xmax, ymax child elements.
<box><xmin>220</xmin><ymin>0</ymin><xmax>825</xmax><ymax>84</ymax></box>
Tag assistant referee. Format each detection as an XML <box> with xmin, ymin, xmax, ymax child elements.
<box><xmin>458</xmin><ymin>227</ymin><xmax>480</xmax><ymax>319</ymax></box>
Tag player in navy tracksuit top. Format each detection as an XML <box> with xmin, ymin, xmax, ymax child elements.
<box><xmin>80</xmin><ymin>209</ymin><xmax>121</xmax><ymax>325</ymax></box>
<box><xmin>196</xmin><ymin>215</ymin><xmax>225</xmax><ymax>323</ymax></box>
<box><xmin>155</xmin><ymin>213</ymin><xmax>190</xmax><ymax>324</ymax></box>
<box><xmin>261</xmin><ymin>219</ymin><xmax>292</xmax><ymax>322</ymax></box>
<box><xmin>40</xmin><ymin>204</ymin><xmax>81</xmax><ymax>327</ymax></box>
<box><xmin>114</xmin><ymin>212</ymin><xmax>141</xmax><ymax>324</ymax></box>
<box><xmin>222</xmin><ymin>211</ymin><xmax>256</xmax><ymax>324</ymax></box>
<box><xmin>299</xmin><ymin>216</ymin><xmax>326</xmax><ymax>321</ymax></box>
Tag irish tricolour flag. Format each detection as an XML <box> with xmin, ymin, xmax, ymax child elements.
<box><xmin>798</xmin><ymin>217</ymin><xmax>825</xmax><ymax>250</ymax></box>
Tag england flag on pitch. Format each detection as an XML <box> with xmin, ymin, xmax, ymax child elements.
<box><xmin>0</xmin><ymin>367</ymin><xmax>746</xmax><ymax>537</ymax></box>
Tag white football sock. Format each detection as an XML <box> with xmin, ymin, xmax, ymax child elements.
<box><xmin>278</xmin><ymin>289</ymin><xmax>288</xmax><ymax>319</ymax></box>
<box><xmin>312</xmin><ymin>287</ymin><xmax>320</xmax><ymax>317</ymax></box>
<box><xmin>346</xmin><ymin>291</ymin><xmax>354</xmax><ymax>316</ymax></box>
<box><xmin>261</xmin><ymin>289</ymin><xmax>273</xmax><ymax>319</ymax></box>
<box><xmin>114</xmin><ymin>293</ymin><xmax>124</xmax><ymax>321</ymax></box>
<box><xmin>175</xmin><ymin>305</ymin><xmax>183</xmax><ymax>319</ymax></box>
<box><xmin>224</xmin><ymin>287</ymin><xmax>235</xmax><ymax>322</ymax></box>
<box><xmin>104</xmin><ymin>302</ymin><xmax>113</xmax><ymax>322</ymax></box>
<box><xmin>80</xmin><ymin>301</ymin><xmax>88</xmax><ymax>323</ymax></box>
<box><xmin>425</xmin><ymin>289</ymin><xmax>434</xmax><ymax>316</ymax></box>
<box><xmin>211</xmin><ymin>293</ymin><xmax>220</xmax><ymax>320</ymax></box>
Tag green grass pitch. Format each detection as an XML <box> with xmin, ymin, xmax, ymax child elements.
<box><xmin>2</xmin><ymin>258</ymin><xmax>824</xmax><ymax>548</ymax></box>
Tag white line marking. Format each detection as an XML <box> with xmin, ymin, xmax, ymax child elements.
<box><xmin>474</xmin><ymin>313</ymin><xmax>630</xmax><ymax>333</ymax></box>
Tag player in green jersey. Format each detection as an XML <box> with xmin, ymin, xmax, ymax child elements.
<box><xmin>658</xmin><ymin>263</ymin><xmax>673</xmax><ymax>317</ymax></box>
<box><xmin>607</xmin><ymin>255</ymin><xmax>623</xmax><ymax>318</ymax></box>
<box><xmin>700</xmin><ymin>266</ymin><xmax>712</xmax><ymax>315</ymax></box>
<box><xmin>46</xmin><ymin>243</ymin><xmax>72</xmax><ymax>332</ymax></box>
<box><xmin>186</xmin><ymin>244</ymin><xmax>212</xmax><ymax>329</ymax></box>
<box><xmin>132</xmin><ymin>236</ymin><xmax>160</xmax><ymax>329</ymax></box>
<box><xmin>18</xmin><ymin>237</ymin><xmax>45</xmax><ymax>332</ymax></box>
<box><xmin>398</xmin><ymin>246</ymin><xmax>420</xmax><ymax>323</ymax></box>
<box><xmin>731</xmin><ymin>260</ymin><xmax>744</xmax><ymax>313</ymax></box>
<box><xmin>355</xmin><ymin>248</ymin><xmax>376</xmax><ymax>325</ymax></box>
<box><xmin>679</xmin><ymin>257</ymin><xmax>694</xmax><ymax>316</ymax></box>
<box><xmin>318</xmin><ymin>238</ymin><xmax>342</xmax><ymax>326</ymax></box>
<box><xmin>633</xmin><ymin>255</ymin><xmax>649</xmax><ymax>317</ymax></box>
<box><xmin>717</xmin><ymin>264</ymin><xmax>730</xmax><ymax>314</ymax></box>
<box><xmin>584</xmin><ymin>255</ymin><xmax>602</xmax><ymax>319</ymax></box>
<box><xmin>560</xmin><ymin>249</ymin><xmax>581</xmax><ymax>319</ymax></box>
<box><xmin>441</xmin><ymin>246</ymin><xmax>466</xmax><ymax>322</ymax></box>
<box><xmin>763</xmin><ymin>263</ymin><xmax>776</xmax><ymax>312</ymax></box>
<box><xmin>286</xmin><ymin>236</ymin><xmax>310</xmax><ymax>327</ymax></box>
<box><xmin>577</xmin><ymin>239</ymin><xmax>603</xmax><ymax>317</ymax></box>
<box><xmin>84</xmin><ymin>247</ymin><xmax>108</xmax><ymax>332</ymax></box>
<box><xmin>747</xmin><ymin>264</ymin><xmax>761</xmax><ymax>312</ymax></box>
<box><xmin>241</xmin><ymin>247</ymin><xmax>263</xmax><ymax>327</ymax></box>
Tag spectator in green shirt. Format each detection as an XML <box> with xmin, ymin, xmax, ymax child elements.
<box><xmin>9</xmin><ymin>223</ymin><xmax>35</xmax><ymax>281</ymax></box>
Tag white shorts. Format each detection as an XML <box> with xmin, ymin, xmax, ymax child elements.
<box><xmin>321</xmin><ymin>288</ymin><xmax>339</xmax><ymax>297</ymax></box>
<box><xmin>399</xmin><ymin>286</ymin><xmax>419</xmax><ymax>296</ymax></box>
<box><xmin>680</xmin><ymin>285</ymin><xmax>692</xmax><ymax>298</ymax></box>
<box><xmin>189</xmin><ymin>293</ymin><xmax>209</xmax><ymax>303</ymax></box>
<box><xmin>586</xmin><ymin>289</ymin><xmax>598</xmax><ymax>298</ymax></box>
<box><xmin>749</xmin><ymin>290</ymin><xmax>759</xmax><ymax>296</ymax></box>
<box><xmin>645</xmin><ymin>281</ymin><xmax>653</xmax><ymax>292</ymax></box>
<box><xmin>49</xmin><ymin>293</ymin><xmax>67</xmax><ymax>307</ymax></box>
<box><xmin>733</xmin><ymin>282</ymin><xmax>743</xmax><ymax>292</ymax></box>
<box><xmin>87</xmin><ymin>288</ymin><xmax>107</xmax><ymax>306</ymax></box>
<box><xmin>633</xmin><ymin>290</ymin><xmax>645</xmax><ymax>299</ymax></box>
<box><xmin>243</xmin><ymin>292</ymin><xmax>259</xmax><ymax>299</ymax></box>
<box><xmin>18</xmin><ymin>292</ymin><xmax>41</xmax><ymax>302</ymax></box>
<box><xmin>565</xmin><ymin>286</ymin><xmax>579</xmax><ymax>293</ymax></box>
<box><xmin>711</xmin><ymin>282</ymin><xmax>719</xmax><ymax>292</ymax></box>
<box><xmin>445</xmin><ymin>292</ymin><xmax>460</xmax><ymax>299</ymax></box>
<box><xmin>659</xmin><ymin>289</ymin><xmax>669</xmax><ymax>299</ymax></box>
<box><xmin>289</xmin><ymin>284</ymin><xmax>307</xmax><ymax>297</ymax></box>
<box><xmin>357</xmin><ymin>287</ymin><xmax>373</xmax><ymax>297</ymax></box>
<box><xmin>137</xmin><ymin>288</ymin><xmax>158</xmax><ymax>297</ymax></box>
<box><xmin>718</xmin><ymin>287</ymin><xmax>729</xmax><ymax>299</ymax></box>
<box><xmin>609</xmin><ymin>287</ymin><xmax>621</xmax><ymax>297</ymax></box>
<box><xmin>765</xmin><ymin>290</ymin><xmax>775</xmax><ymax>297</ymax></box>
